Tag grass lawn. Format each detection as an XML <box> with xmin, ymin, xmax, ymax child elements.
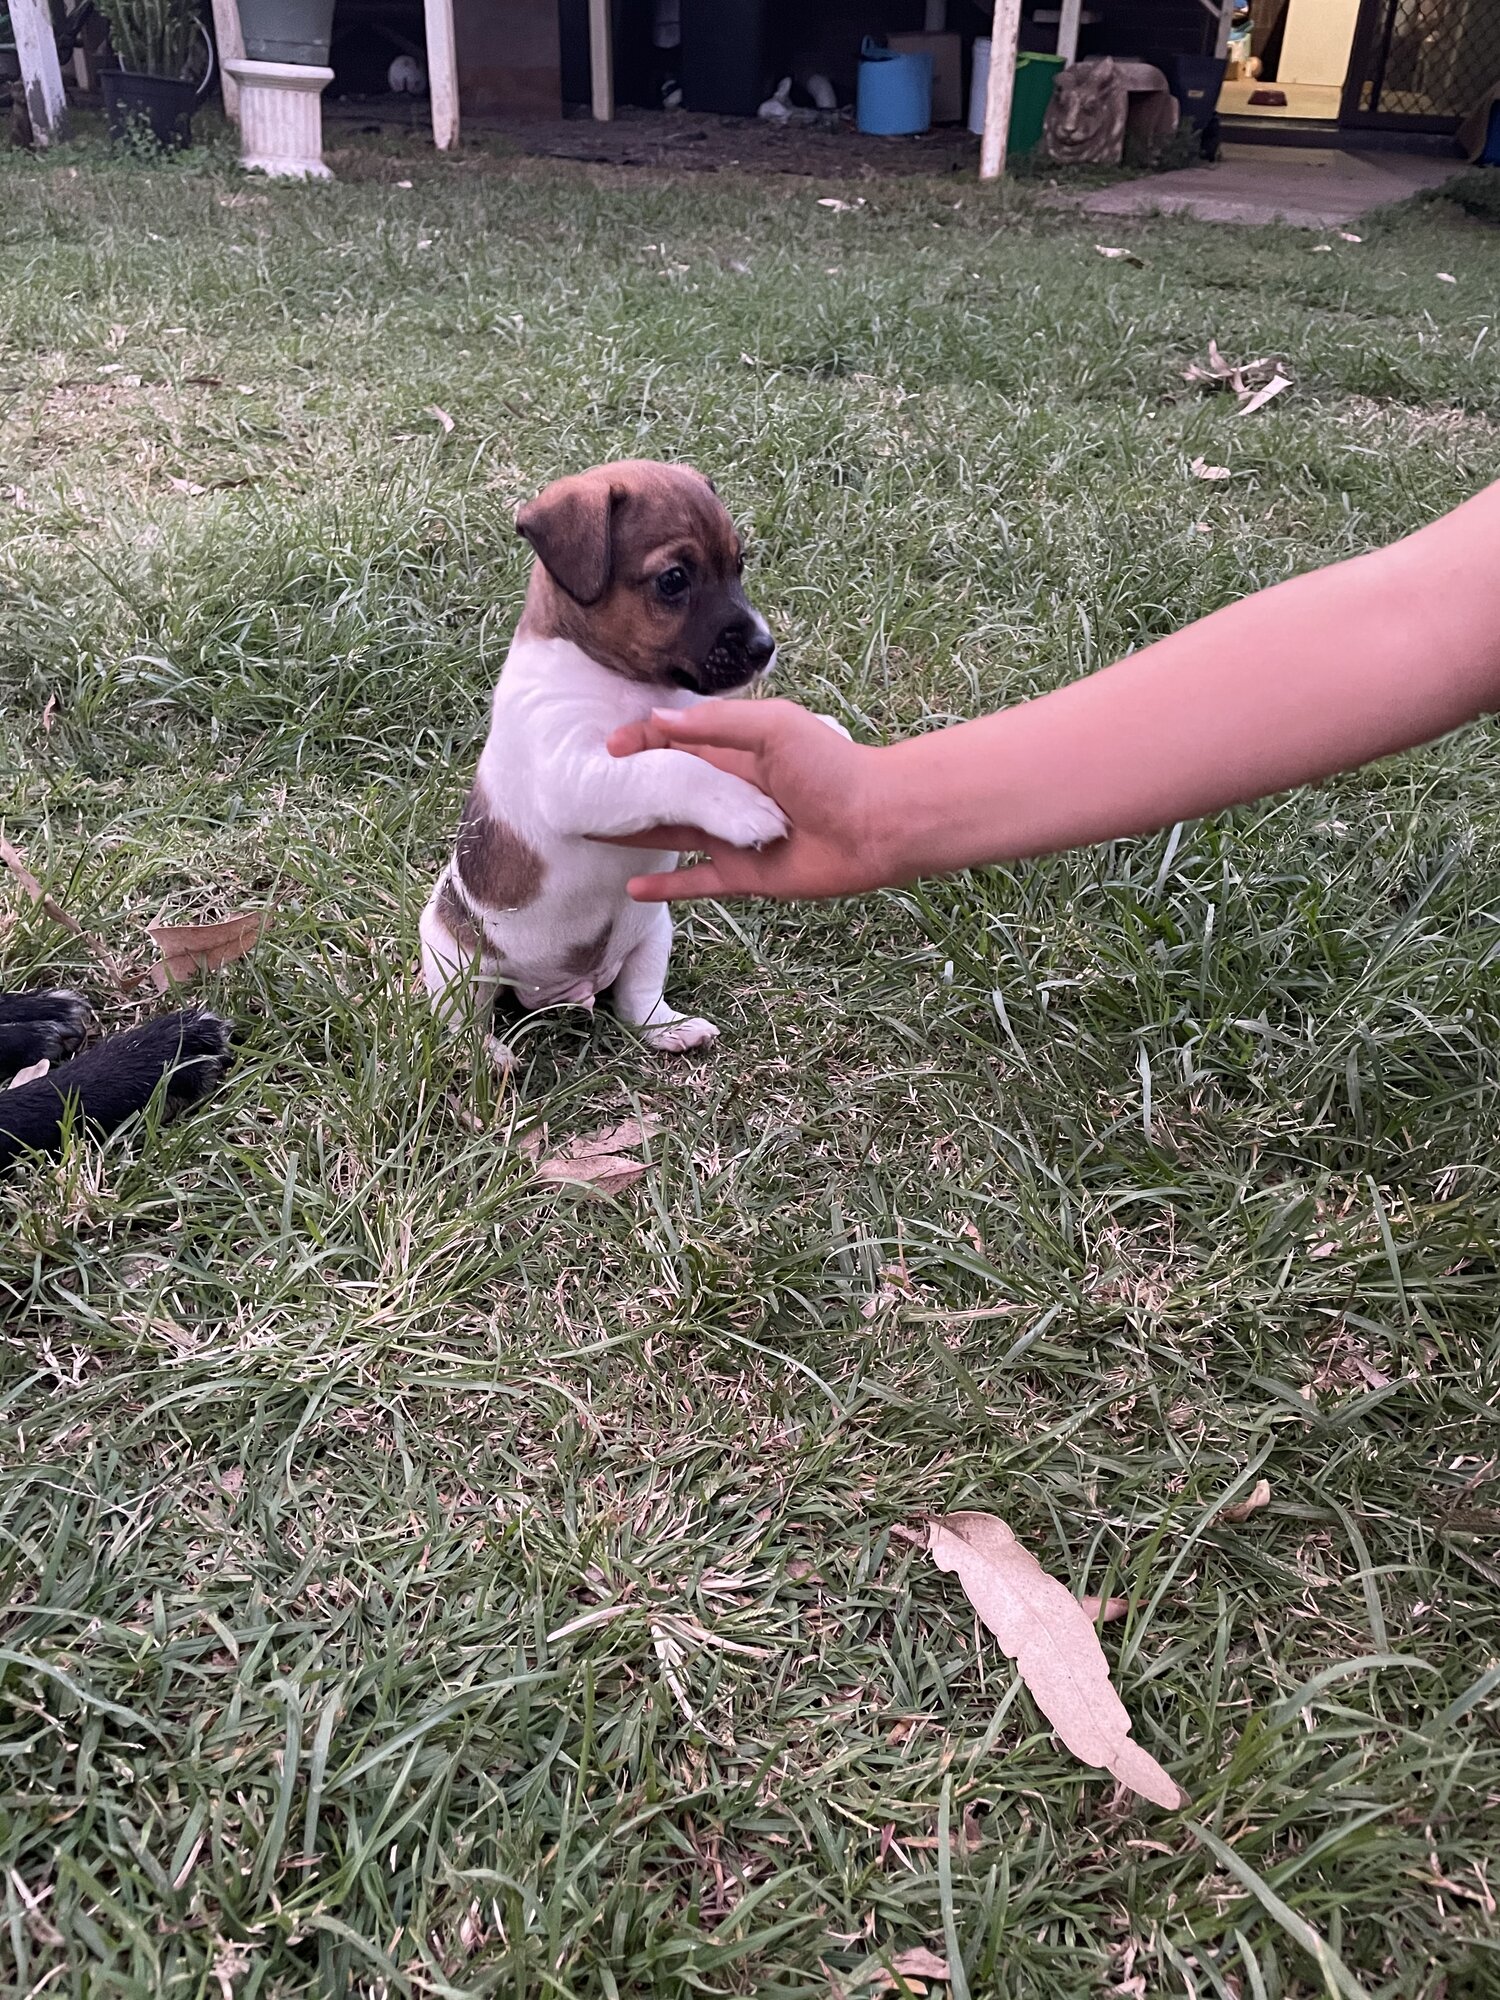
<box><xmin>2</xmin><ymin>121</ymin><xmax>1500</xmax><ymax>2000</ymax></box>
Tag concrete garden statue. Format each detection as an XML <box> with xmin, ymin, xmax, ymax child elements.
<box><xmin>225</xmin><ymin>0</ymin><xmax>335</xmax><ymax>178</ymax></box>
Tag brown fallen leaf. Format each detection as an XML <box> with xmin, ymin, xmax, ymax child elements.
<box><xmin>1182</xmin><ymin>339</ymin><xmax>1268</xmax><ymax>393</ymax></box>
<box><xmin>1236</xmin><ymin>371</ymin><xmax>1292</xmax><ymax>418</ymax></box>
<box><xmin>1079</xmin><ymin>1594</ymin><xmax>1131</xmax><ymax>1624</ymax></box>
<box><xmin>533</xmin><ymin>1118</ymin><xmax>663</xmax><ymax>1195</ymax></box>
<box><xmin>1095</xmin><ymin>244</ymin><xmax>1144</xmax><ymax>266</ymax></box>
<box><xmin>570</xmin><ymin>1116</ymin><xmax>663</xmax><ymax>1158</ymax></box>
<box><xmin>2</xmin><ymin>834</ymin><xmax>146</xmax><ymax>995</ymax></box>
<box><xmin>888</xmin><ymin>1949</ymin><xmax>950</xmax><ymax>1982</ymax></box>
<box><xmin>147</xmin><ymin>911</ymin><xmax>268</xmax><ymax>991</ymax></box>
<box><xmin>1217</xmin><ymin>1477</ymin><xmax>1272</xmax><ymax>1525</ymax></box>
<box><xmin>7</xmin><ymin>1058</ymin><xmax>50</xmax><ymax>1089</ymax></box>
<box><xmin>537</xmin><ymin>1153</ymin><xmax>648</xmax><ymax>1195</ymax></box>
<box><xmin>427</xmin><ymin>404</ymin><xmax>455</xmax><ymax>434</ymax></box>
<box><xmin>3</xmin><ymin>835</ymin><xmax>86</xmax><ymax>939</ymax></box>
<box><xmin>1190</xmin><ymin>457</ymin><xmax>1231</xmax><ymax>482</ymax></box>
<box><xmin>927</xmin><ymin>1511</ymin><xmax>1185</xmax><ymax>1809</ymax></box>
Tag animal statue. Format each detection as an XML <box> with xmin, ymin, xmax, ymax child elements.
<box><xmin>1042</xmin><ymin>57</ymin><xmax>1179</xmax><ymax>167</ymax></box>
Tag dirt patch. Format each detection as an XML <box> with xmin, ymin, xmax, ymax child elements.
<box><xmin>324</xmin><ymin>102</ymin><xmax>983</xmax><ymax>182</ymax></box>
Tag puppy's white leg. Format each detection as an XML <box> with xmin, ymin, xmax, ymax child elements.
<box><xmin>420</xmin><ymin>871</ymin><xmax>505</xmax><ymax>1032</ymax></box>
<box><xmin>610</xmin><ymin>908</ymin><xmax>719</xmax><ymax>1054</ymax></box>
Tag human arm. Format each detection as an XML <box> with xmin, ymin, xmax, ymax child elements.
<box><xmin>607</xmin><ymin>478</ymin><xmax>1500</xmax><ymax>901</ymax></box>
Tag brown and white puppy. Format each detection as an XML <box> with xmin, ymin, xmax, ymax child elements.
<box><xmin>420</xmin><ymin>460</ymin><xmax>790</xmax><ymax>1064</ymax></box>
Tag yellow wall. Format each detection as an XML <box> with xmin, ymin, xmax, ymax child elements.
<box><xmin>1278</xmin><ymin>0</ymin><xmax>1362</xmax><ymax>87</ymax></box>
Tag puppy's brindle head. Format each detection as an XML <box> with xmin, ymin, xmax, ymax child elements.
<box><xmin>515</xmin><ymin>460</ymin><xmax>775</xmax><ymax>695</ymax></box>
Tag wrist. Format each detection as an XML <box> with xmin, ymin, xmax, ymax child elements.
<box><xmin>855</xmin><ymin>738</ymin><xmax>948</xmax><ymax>887</ymax></box>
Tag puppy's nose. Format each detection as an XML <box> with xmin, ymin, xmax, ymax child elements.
<box><xmin>744</xmin><ymin>626</ymin><xmax>776</xmax><ymax>671</ymax></box>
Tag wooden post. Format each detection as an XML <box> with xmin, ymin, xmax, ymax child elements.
<box><xmin>424</xmin><ymin>0</ymin><xmax>460</xmax><ymax>148</ymax></box>
<box><xmin>1056</xmin><ymin>0</ymin><xmax>1082</xmax><ymax>65</ymax></box>
<box><xmin>979</xmin><ymin>0</ymin><xmax>1022</xmax><ymax>180</ymax></box>
<box><xmin>11</xmin><ymin>0</ymin><xmax>69</xmax><ymax>146</ymax></box>
<box><xmin>209</xmin><ymin>0</ymin><xmax>245</xmax><ymax>123</ymax></box>
<box><xmin>589</xmin><ymin>0</ymin><xmax>614</xmax><ymax>122</ymax></box>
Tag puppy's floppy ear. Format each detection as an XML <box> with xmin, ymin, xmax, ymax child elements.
<box><xmin>516</xmin><ymin>471</ymin><xmax>619</xmax><ymax>606</ymax></box>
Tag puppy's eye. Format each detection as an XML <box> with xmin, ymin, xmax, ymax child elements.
<box><xmin>655</xmin><ymin>566</ymin><xmax>689</xmax><ymax>602</ymax></box>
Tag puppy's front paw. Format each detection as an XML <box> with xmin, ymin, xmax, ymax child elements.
<box><xmin>703</xmin><ymin>786</ymin><xmax>789</xmax><ymax>852</ymax></box>
<box><xmin>151</xmin><ymin>1011</ymin><xmax>234</xmax><ymax>1113</ymax></box>
<box><xmin>0</xmin><ymin>989</ymin><xmax>93</xmax><ymax>1077</ymax></box>
<box><xmin>641</xmin><ymin>1015</ymin><xmax>720</xmax><ymax>1054</ymax></box>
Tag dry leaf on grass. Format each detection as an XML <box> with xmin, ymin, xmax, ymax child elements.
<box><xmin>841</xmin><ymin>1948</ymin><xmax>951</xmax><ymax>1997</ymax></box>
<box><xmin>7</xmin><ymin>1058</ymin><xmax>50</xmax><ymax>1089</ymax></box>
<box><xmin>533</xmin><ymin>1115</ymin><xmax>663</xmax><ymax>1196</ymax></box>
<box><xmin>147</xmin><ymin>912</ymin><xmax>268</xmax><ymax>991</ymax></box>
<box><xmin>1095</xmin><ymin>244</ymin><xmax>1144</xmax><ymax>266</ymax></box>
<box><xmin>537</xmin><ymin>1153</ymin><xmax>649</xmax><ymax>1195</ymax></box>
<box><xmin>427</xmin><ymin>404</ymin><xmax>455</xmax><ymax>434</ymax></box>
<box><xmin>1190</xmin><ymin>457</ymin><xmax>1231</xmax><ymax>482</ymax></box>
<box><xmin>1437</xmin><ymin>272</ymin><xmax>1457</xmax><ymax>284</ymax></box>
<box><xmin>2</xmin><ymin>836</ymin><xmax>146</xmax><ymax>996</ymax></box>
<box><xmin>817</xmin><ymin>197</ymin><xmax>855</xmax><ymax>211</ymax></box>
<box><xmin>1079</xmin><ymin>1594</ymin><xmax>1131</xmax><ymax>1624</ymax></box>
<box><xmin>1182</xmin><ymin>339</ymin><xmax>1270</xmax><ymax>394</ymax></box>
<box><xmin>1217</xmin><ymin>1478</ymin><xmax>1272</xmax><ymax>1524</ymax></box>
<box><xmin>927</xmin><ymin>1511</ymin><xmax>1186</xmax><ymax>1809</ymax></box>
<box><xmin>2</xmin><ymin>835</ymin><xmax>80</xmax><ymax>935</ymax></box>
<box><xmin>168</xmin><ymin>476</ymin><xmax>207</xmax><ymax>496</ymax></box>
<box><xmin>1339</xmin><ymin>230</ymin><xmax>1362</xmax><ymax>242</ymax></box>
<box><xmin>1236</xmin><ymin>371</ymin><xmax>1292</xmax><ymax>418</ymax></box>
<box><xmin>1183</xmin><ymin>342</ymin><xmax>1290</xmax><ymax>415</ymax></box>
<box><xmin>40</xmin><ymin>694</ymin><xmax>56</xmax><ymax>733</ymax></box>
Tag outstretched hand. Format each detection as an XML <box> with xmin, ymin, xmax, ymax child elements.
<box><xmin>603</xmin><ymin>699</ymin><xmax>887</xmax><ymax>902</ymax></box>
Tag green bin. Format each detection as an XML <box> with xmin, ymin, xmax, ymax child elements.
<box><xmin>1009</xmin><ymin>51</ymin><xmax>1064</xmax><ymax>155</ymax></box>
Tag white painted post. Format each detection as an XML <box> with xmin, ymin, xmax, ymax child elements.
<box><xmin>1200</xmin><ymin>0</ymin><xmax>1233</xmax><ymax>59</ymax></box>
<box><xmin>72</xmin><ymin>45</ymin><xmax>92</xmax><ymax>91</ymax></box>
<box><xmin>589</xmin><ymin>0</ymin><xmax>614</xmax><ymax>121</ymax></box>
<box><xmin>424</xmin><ymin>0</ymin><xmax>460</xmax><ymax>149</ymax></box>
<box><xmin>979</xmin><ymin>0</ymin><xmax>1022</xmax><ymax>179</ymax></box>
<box><xmin>11</xmin><ymin>0</ymin><xmax>69</xmax><ymax>147</ymax></box>
<box><xmin>210</xmin><ymin>0</ymin><xmax>245</xmax><ymax>123</ymax></box>
<box><xmin>1057</xmin><ymin>0</ymin><xmax>1082</xmax><ymax>66</ymax></box>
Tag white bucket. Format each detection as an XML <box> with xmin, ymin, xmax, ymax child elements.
<box><xmin>968</xmin><ymin>35</ymin><xmax>990</xmax><ymax>136</ymax></box>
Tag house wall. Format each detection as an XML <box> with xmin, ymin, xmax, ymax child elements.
<box><xmin>454</xmin><ymin>0</ymin><xmax>562</xmax><ymax>116</ymax></box>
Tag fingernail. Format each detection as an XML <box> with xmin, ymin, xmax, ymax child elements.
<box><xmin>650</xmin><ymin>708</ymin><xmax>679</xmax><ymax>724</ymax></box>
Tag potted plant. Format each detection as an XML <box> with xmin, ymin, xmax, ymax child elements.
<box><xmin>95</xmin><ymin>0</ymin><xmax>216</xmax><ymax>150</ymax></box>
<box><xmin>234</xmin><ymin>0</ymin><xmax>335</xmax><ymax>66</ymax></box>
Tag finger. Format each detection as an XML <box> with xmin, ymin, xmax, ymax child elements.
<box><xmin>638</xmin><ymin>698</ymin><xmax>794</xmax><ymax>751</ymax></box>
<box><xmin>606</xmin><ymin>720</ymin><xmax>673</xmax><ymax>758</ymax></box>
<box><xmin>626</xmin><ymin>861</ymin><xmax>726</xmax><ymax>903</ymax></box>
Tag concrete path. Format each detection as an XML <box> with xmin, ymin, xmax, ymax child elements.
<box><xmin>1078</xmin><ymin>144</ymin><xmax>1465</xmax><ymax>228</ymax></box>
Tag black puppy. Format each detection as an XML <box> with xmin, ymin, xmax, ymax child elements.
<box><xmin>0</xmin><ymin>991</ymin><xmax>230</xmax><ymax>1169</ymax></box>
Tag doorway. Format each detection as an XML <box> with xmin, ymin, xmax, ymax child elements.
<box><xmin>1220</xmin><ymin>0</ymin><xmax>1362</xmax><ymax>124</ymax></box>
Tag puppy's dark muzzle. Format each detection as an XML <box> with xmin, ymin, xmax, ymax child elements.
<box><xmin>674</xmin><ymin>612</ymin><xmax>776</xmax><ymax>695</ymax></box>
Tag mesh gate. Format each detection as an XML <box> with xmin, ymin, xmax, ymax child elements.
<box><xmin>1342</xmin><ymin>0</ymin><xmax>1500</xmax><ymax>130</ymax></box>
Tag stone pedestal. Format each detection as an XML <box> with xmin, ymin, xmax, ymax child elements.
<box><xmin>223</xmin><ymin>57</ymin><xmax>334</xmax><ymax>178</ymax></box>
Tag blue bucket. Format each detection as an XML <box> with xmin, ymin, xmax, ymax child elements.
<box><xmin>857</xmin><ymin>38</ymin><xmax>933</xmax><ymax>136</ymax></box>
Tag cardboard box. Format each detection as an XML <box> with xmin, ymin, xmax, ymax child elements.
<box><xmin>887</xmin><ymin>31</ymin><xmax>963</xmax><ymax>124</ymax></box>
